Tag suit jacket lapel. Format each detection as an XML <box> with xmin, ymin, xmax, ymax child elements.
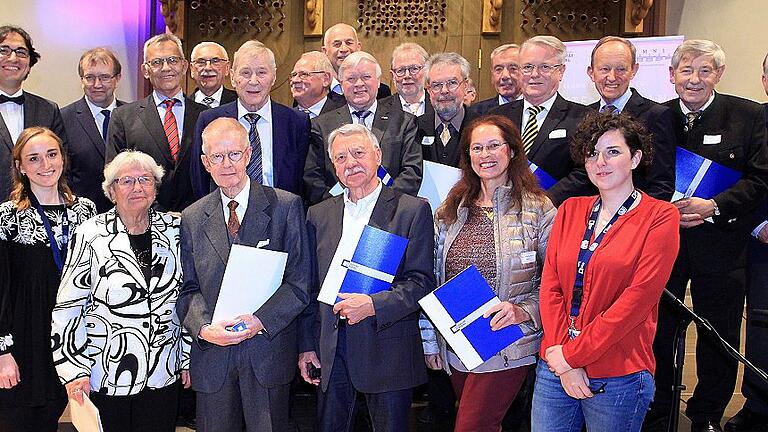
<box><xmin>270</xmin><ymin>101</ymin><xmax>288</xmax><ymax>188</ymax></box>
<box><xmin>22</xmin><ymin>92</ymin><xmax>39</xmax><ymax>128</ymax></box>
<box><xmin>76</xmin><ymin>97</ymin><xmax>107</xmax><ymax>158</ymax></box>
<box><xmin>202</xmin><ymin>193</ymin><xmax>231</xmax><ymax>265</ymax></box>
<box><xmin>371</xmin><ymin>100</ymin><xmax>390</xmax><ymax>144</ymax></box>
<box><xmin>0</xmin><ymin>113</ymin><xmax>12</xmax><ymax>151</ymax></box>
<box><xmin>177</xmin><ymin>97</ymin><xmax>202</xmax><ymax>163</ymax></box>
<box><xmin>368</xmin><ymin>187</ymin><xmax>397</xmax><ymax>231</ymax></box>
<box><xmin>237</xmin><ymin>183</ymin><xmax>270</xmax><ymax>247</ymax></box>
<box><xmin>138</xmin><ymin>95</ymin><xmax>174</xmax><ymax>165</ymax></box>
<box><xmin>324</xmin><ymin>195</ymin><xmax>346</xmax><ymax>257</ymax></box>
<box><xmin>530</xmin><ymin>94</ymin><xmax>567</xmax><ymax>157</ymax></box>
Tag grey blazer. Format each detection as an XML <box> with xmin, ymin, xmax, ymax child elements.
<box><xmin>177</xmin><ymin>182</ymin><xmax>311</xmax><ymax>393</ymax></box>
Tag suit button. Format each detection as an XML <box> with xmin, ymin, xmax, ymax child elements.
<box><xmin>730</xmin><ymin>152</ymin><xmax>735</xmax><ymax>159</ymax></box>
<box><xmin>142</xmin><ymin>322</ymin><xmax>150</xmax><ymax>328</ymax></box>
<box><xmin>333</xmin><ymin>322</ymin><xmax>338</xmax><ymax>329</ymax></box>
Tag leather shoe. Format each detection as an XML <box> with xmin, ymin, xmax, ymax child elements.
<box><xmin>691</xmin><ymin>420</ymin><xmax>723</xmax><ymax>432</ymax></box>
<box><xmin>725</xmin><ymin>408</ymin><xmax>768</xmax><ymax>432</ymax></box>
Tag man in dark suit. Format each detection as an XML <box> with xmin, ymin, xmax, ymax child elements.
<box><xmin>387</xmin><ymin>42</ymin><xmax>430</xmax><ymax>117</ymax></box>
<box><xmin>322</xmin><ymin>23</ymin><xmax>391</xmax><ymax>100</ymax></box>
<box><xmin>190</xmin><ymin>41</ymin><xmax>237</xmax><ymax>109</ymax></box>
<box><xmin>723</xmin><ymin>52</ymin><xmax>768</xmax><ymax>432</ymax></box>
<box><xmin>418</xmin><ymin>52</ymin><xmax>479</xmax><ymax>168</ymax></box>
<box><xmin>106</xmin><ymin>33</ymin><xmax>206</xmax><ymax>212</ymax></box>
<box><xmin>191</xmin><ymin>41</ymin><xmax>310</xmax><ymax>200</ymax></box>
<box><xmin>304</xmin><ymin>51</ymin><xmax>422</xmax><ymax>205</ymax></box>
<box><xmin>62</xmin><ymin>47</ymin><xmax>125</xmax><ymax>212</ymax></box>
<box><xmin>586</xmin><ymin>36</ymin><xmax>675</xmax><ymax>201</ymax></box>
<box><xmin>473</xmin><ymin>44</ymin><xmax>522</xmax><ymax>115</ymax></box>
<box><xmin>297</xmin><ymin>123</ymin><xmax>435</xmax><ymax>432</ymax></box>
<box><xmin>291</xmin><ymin>51</ymin><xmax>345</xmax><ymax>119</ymax></box>
<box><xmin>0</xmin><ymin>25</ymin><xmax>67</xmax><ymax>200</ymax></box>
<box><xmin>492</xmin><ymin>36</ymin><xmax>591</xmax><ymax>206</ymax></box>
<box><xmin>178</xmin><ymin>117</ymin><xmax>310</xmax><ymax>432</ymax></box>
<box><xmin>649</xmin><ymin>40</ymin><xmax>768</xmax><ymax>432</ymax></box>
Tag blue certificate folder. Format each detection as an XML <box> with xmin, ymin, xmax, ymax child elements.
<box><xmin>337</xmin><ymin>225</ymin><xmax>409</xmax><ymax>300</ymax></box>
<box><xmin>419</xmin><ymin>265</ymin><xmax>524</xmax><ymax>369</ymax></box>
<box><xmin>529</xmin><ymin>161</ymin><xmax>557</xmax><ymax>190</ymax></box>
<box><xmin>674</xmin><ymin>146</ymin><xmax>741</xmax><ymax>200</ymax></box>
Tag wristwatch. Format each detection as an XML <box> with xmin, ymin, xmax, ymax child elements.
<box><xmin>710</xmin><ymin>199</ymin><xmax>721</xmax><ymax>217</ymax></box>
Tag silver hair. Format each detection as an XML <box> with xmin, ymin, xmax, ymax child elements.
<box><xmin>521</xmin><ymin>35</ymin><xmax>566</xmax><ymax>64</ymax></box>
<box><xmin>391</xmin><ymin>42</ymin><xmax>429</xmax><ymax>68</ymax></box>
<box><xmin>233</xmin><ymin>40</ymin><xmax>276</xmax><ymax>73</ymax></box>
<box><xmin>591</xmin><ymin>36</ymin><xmax>637</xmax><ymax>65</ymax></box>
<box><xmin>424</xmin><ymin>52</ymin><xmax>471</xmax><ymax>83</ymax></box>
<box><xmin>102</xmin><ymin>151</ymin><xmax>164</xmax><ymax>201</ymax></box>
<box><xmin>143</xmin><ymin>33</ymin><xmax>184</xmax><ymax>63</ymax></box>
<box><xmin>338</xmin><ymin>51</ymin><xmax>382</xmax><ymax>80</ymax></box>
<box><xmin>191</xmin><ymin>41</ymin><xmax>229</xmax><ymax>61</ymax></box>
<box><xmin>671</xmin><ymin>39</ymin><xmax>726</xmax><ymax>69</ymax></box>
<box><xmin>201</xmin><ymin>118</ymin><xmax>248</xmax><ymax>154</ymax></box>
<box><xmin>490</xmin><ymin>44</ymin><xmax>520</xmax><ymax>62</ymax></box>
<box><xmin>326</xmin><ymin>123</ymin><xmax>381</xmax><ymax>158</ymax></box>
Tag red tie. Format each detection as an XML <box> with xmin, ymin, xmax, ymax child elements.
<box><xmin>227</xmin><ymin>200</ymin><xmax>240</xmax><ymax>238</ymax></box>
<box><xmin>163</xmin><ymin>99</ymin><xmax>180</xmax><ymax>162</ymax></box>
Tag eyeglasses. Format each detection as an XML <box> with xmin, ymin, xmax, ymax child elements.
<box><xmin>392</xmin><ymin>65</ymin><xmax>424</xmax><ymax>77</ymax></box>
<box><xmin>205</xmin><ymin>150</ymin><xmax>247</xmax><ymax>165</ymax></box>
<box><xmin>428</xmin><ymin>79</ymin><xmax>465</xmax><ymax>92</ymax></box>
<box><xmin>520</xmin><ymin>63</ymin><xmax>562</xmax><ymax>75</ymax></box>
<box><xmin>113</xmin><ymin>176</ymin><xmax>156</xmax><ymax>188</ymax></box>
<box><xmin>0</xmin><ymin>46</ymin><xmax>30</xmax><ymax>59</ymax></box>
<box><xmin>289</xmin><ymin>70</ymin><xmax>326</xmax><ymax>80</ymax></box>
<box><xmin>145</xmin><ymin>56</ymin><xmax>183</xmax><ymax>69</ymax></box>
<box><xmin>470</xmin><ymin>141</ymin><xmax>508</xmax><ymax>154</ymax></box>
<box><xmin>192</xmin><ymin>57</ymin><xmax>227</xmax><ymax>67</ymax></box>
<box><xmin>81</xmin><ymin>74</ymin><xmax>117</xmax><ymax>84</ymax></box>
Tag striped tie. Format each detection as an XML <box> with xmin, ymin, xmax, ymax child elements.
<box><xmin>244</xmin><ymin>113</ymin><xmax>263</xmax><ymax>183</ymax></box>
<box><xmin>162</xmin><ymin>99</ymin><xmax>180</xmax><ymax>162</ymax></box>
<box><xmin>522</xmin><ymin>105</ymin><xmax>544</xmax><ymax>154</ymax></box>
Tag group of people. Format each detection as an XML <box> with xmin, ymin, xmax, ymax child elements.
<box><xmin>0</xmin><ymin>19</ymin><xmax>766</xmax><ymax>432</ymax></box>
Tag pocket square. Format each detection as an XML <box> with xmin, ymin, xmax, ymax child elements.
<box><xmin>257</xmin><ymin>239</ymin><xmax>270</xmax><ymax>248</ymax></box>
<box><xmin>549</xmin><ymin>129</ymin><xmax>567</xmax><ymax>139</ymax></box>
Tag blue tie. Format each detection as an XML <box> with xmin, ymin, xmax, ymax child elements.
<box><xmin>244</xmin><ymin>113</ymin><xmax>263</xmax><ymax>183</ymax></box>
<box><xmin>101</xmin><ymin>109</ymin><xmax>110</xmax><ymax>142</ymax></box>
<box><xmin>353</xmin><ymin>110</ymin><xmax>372</xmax><ymax>129</ymax></box>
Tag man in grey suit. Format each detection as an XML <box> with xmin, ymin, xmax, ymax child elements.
<box><xmin>62</xmin><ymin>47</ymin><xmax>125</xmax><ymax>212</ymax></box>
<box><xmin>177</xmin><ymin>117</ymin><xmax>310</xmax><ymax>432</ymax></box>
<box><xmin>303</xmin><ymin>51</ymin><xmax>422</xmax><ymax>205</ymax></box>
<box><xmin>298</xmin><ymin>123</ymin><xmax>435</xmax><ymax>431</ymax></box>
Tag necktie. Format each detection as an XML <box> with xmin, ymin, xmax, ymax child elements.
<box><xmin>438</xmin><ymin>123</ymin><xmax>451</xmax><ymax>146</ymax></box>
<box><xmin>522</xmin><ymin>105</ymin><xmax>544</xmax><ymax>154</ymax></box>
<box><xmin>353</xmin><ymin>110</ymin><xmax>372</xmax><ymax>128</ymax></box>
<box><xmin>601</xmin><ymin>104</ymin><xmax>618</xmax><ymax>114</ymax></box>
<box><xmin>244</xmin><ymin>113</ymin><xmax>263</xmax><ymax>183</ymax></box>
<box><xmin>202</xmin><ymin>96</ymin><xmax>216</xmax><ymax>108</ymax></box>
<box><xmin>685</xmin><ymin>111</ymin><xmax>701</xmax><ymax>132</ymax></box>
<box><xmin>0</xmin><ymin>94</ymin><xmax>24</xmax><ymax>105</ymax></box>
<box><xmin>162</xmin><ymin>99</ymin><xmax>180</xmax><ymax>162</ymax></box>
<box><xmin>227</xmin><ymin>200</ymin><xmax>240</xmax><ymax>239</ymax></box>
<box><xmin>101</xmin><ymin>109</ymin><xmax>111</xmax><ymax>142</ymax></box>
<box><xmin>299</xmin><ymin>107</ymin><xmax>314</xmax><ymax>118</ymax></box>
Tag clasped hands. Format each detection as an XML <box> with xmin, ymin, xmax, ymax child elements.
<box><xmin>545</xmin><ymin>345</ymin><xmax>594</xmax><ymax>399</ymax></box>
<box><xmin>201</xmin><ymin>314</ymin><xmax>265</xmax><ymax>346</ymax></box>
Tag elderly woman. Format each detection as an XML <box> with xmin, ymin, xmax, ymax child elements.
<box><xmin>0</xmin><ymin>127</ymin><xmax>96</xmax><ymax>431</ymax></box>
<box><xmin>533</xmin><ymin>113</ymin><xmax>680</xmax><ymax>431</ymax></box>
<box><xmin>422</xmin><ymin>114</ymin><xmax>555</xmax><ymax>432</ymax></box>
<box><xmin>51</xmin><ymin>150</ymin><xmax>190</xmax><ymax>432</ymax></box>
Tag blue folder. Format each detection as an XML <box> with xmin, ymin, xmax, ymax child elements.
<box><xmin>675</xmin><ymin>147</ymin><xmax>741</xmax><ymax>199</ymax></box>
<box><xmin>528</xmin><ymin>161</ymin><xmax>557</xmax><ymax>190</ymax></box>
<box><xmin>338</xmin><ymin>225</ymin><xmax>408</xmax><ymax>299</ymax></box>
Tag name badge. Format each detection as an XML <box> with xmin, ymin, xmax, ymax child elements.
<box><xmin>703</xmin><ymin>134</ymin><xmax>722</xmax><ymax>145</ymax></box>
<box><xmin>520</xmin><ymin>251</ymin><xmax>536</xmax><ymax>265</ymax></box>
<box><xmin>257</xmin><ymin>239</ymin><xmax>270</xmax><ymax>248</ymax></box>
<box><xmin>549</xmin><ymin>129</ymin><xmax>567</xmax><ymax>139</ymax></box>
<box><xmin>421</xmin><ymin>136</ymin><xmax>435</xmax><ymax>145</ymax></box>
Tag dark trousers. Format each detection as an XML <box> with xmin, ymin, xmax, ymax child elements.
<box><xmin>0</xmin><ymin>397</ymin><xmax>67</xmax><ymax>432</ymax></box>
<box><xmin>317</xmin><ymin>324</ymin><xmax>412</xmax><ymax>432</ymax></box>
<box><xmin>743</xmin><ymin>238</ymin><xmax>768</xmax><ymax>414</ymax></box>
<box><xmin>196</xmin><ymin>343</ymin><xmax>290</xmax><ymax>432</ymax></box>
<box><xmin>90</xmin><ymin>381</ymin><xmax>180</xmax><ymax>432</ymax></box>
<box><xmin>450</xmin><ymin>365</ymin><xmax>528</xmax><ymax>432</ymax></box>
<box><xmin>653</xmin><ymin>266</ymin><xmax>745</xmax><ymax>423</ymax></box>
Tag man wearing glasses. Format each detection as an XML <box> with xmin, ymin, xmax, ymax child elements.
<box><xmin>106</xmin><ymin>33</ymin><xmax>206</xmax><ymax>212</ymax></box>
<box><xmin>290</xmin><ymin>51</ymin><xmax>345</xmax><ymax>118</ymax></box>
<box><xmin>493</xmin><ymin>35</ymin><xmax>591</xmax><ymax>207</ymax></box>
<box><xmin>62</xmin><ymin>48</ymin><xmax>125</xmax><ymax>212</ymax></box>
<box><xmin>190</xmin><ymin>42</ymin><xmax>237</xmax><ymax>109</ymax></box>
<box><xmin>0</xmin><ymin>25</ymin><xmax>67</xmax><ymax>201</ymax></box>
<box><xmin>387</xmin><ymin>43</ymin><xmax>430</xmax><ymax>117</ymax></box>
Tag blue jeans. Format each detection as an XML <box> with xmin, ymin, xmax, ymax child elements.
<box><xmin>531</xmin><ymin>359</ymin><xmax>654</xmax><ymax>432</ymax></box>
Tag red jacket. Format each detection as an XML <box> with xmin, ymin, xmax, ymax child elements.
<box><xmin>539</xmin><ymin>193</ymin><xmax>680</xmax><ymax>378</ymax></box>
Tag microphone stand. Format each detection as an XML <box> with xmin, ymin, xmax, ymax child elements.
<box><xmin>662</xmin><ymin>289</ymin><xmax>768</xmax><ymax>432</ymax></box>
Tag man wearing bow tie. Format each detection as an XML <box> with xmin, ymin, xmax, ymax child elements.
<box><xmin>0</xmin><ymin>25</ymin><xmax>67</xmax><ymax>200</ymax></box>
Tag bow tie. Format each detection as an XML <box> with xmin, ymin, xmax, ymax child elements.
<box><xmin>0</xmin><ymin>94</ymin><xmax>24</xmax><ymax>105</ymax></box>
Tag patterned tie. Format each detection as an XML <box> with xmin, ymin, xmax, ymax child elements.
<box><xmin>202</xmin><ymin>96</ymin><xmax>216</xmax><ymax>108</ymax></box>
<box><xmin>522</xmin><ymin>105</ymin><xmax>544</xmax><ymax>154</ymax></box>
<box><xmin>299</xmin><ymin>107</ymin><xmax>314</xmax><ymax>118</ymax></box>
<box><xmin>353</xmin><ymin>110</ymin><xmax>372</xmax><ymax>129</ymax></box>
<box><xmin>685</xmin><ymin>111</ymin><xmax>701</xmax><ymax>132</ymax></box>
<box><xmin>227</xmin><ymin>200</ymin><xmax>240</xmax><ymax>239</ymax></box>
<box><xmin>162</xmin><ymin>99</ymin><xmax>180</xmax><ymax>162</ymax></box>
<box><xmin>601</xmin><ymin>104</ymin><xmax>618</xmax><ymax>114</ymax></box>
<box><xmin>101</xmin><ymin>109</ymin><xmax>111</xmax><ymax>142</ymax></box>
<box><xmin>243</xmin><ymin>113</ymin><xmax>263</xmax><ymax>183</ymax></box>
<box><xmin>438</xmin><ymin>123</ymin><xmax>451</xmax><ymax>146</ymax></box>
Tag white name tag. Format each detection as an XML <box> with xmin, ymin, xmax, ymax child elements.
<box><xmin>549</xmin><ymin>129</ymin><xmax>567</xmax><ymax>139</ymax></box>
<box><xmin>520</xmin><ymin>251</ymin><xmax>536</xmax><ymax>265</ymax></box>
<box><xmin>703</xmin><ymin>134</ymin><xmax>722</xmax><ymax>145</ymax></box>
<box><xmin>422</xmin><ymin>136</ymin><xmax>435</xmax><ymax>145</ymax></box>
<box><xmin>257</xmin><ymin>239</ymin><xmax>270</xmax><ymax>248</ymax></box>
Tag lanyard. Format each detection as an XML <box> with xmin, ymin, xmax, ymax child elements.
<box><xmin>29</xmin><ymin>193</ymin><xmax>70</xmax><ymax>273</ymax></box>
<box><xmin>570</xmin><ymin>190</ymin><xmax>639</xmax><ymax>319</ymax></box>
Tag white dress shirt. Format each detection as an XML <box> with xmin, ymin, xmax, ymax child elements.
<box><xmin>194</xmin><ymin>86</ymin><xmax>225</xmax><ymax>108</ymax></box>
<box><xmin>85</xmin><ymin>97</ymin><xmax>117</xmax><ymax>140</ymax></box>
<box><xmin>303</xmin><ymin>96</ymin><xmax>328</xmax><ymax>119</ymax></box>
<box><xmin>399</xmin><ymin>93</ymin><xmax>426</xmax><ymax>117</ymax></box>
<box><xmin>342</xmin><ymin>180</ymin><xmax>382</xmax><ymax>234</ymax></box>
<box><xmin>347</xmin><ymin>100</ymin><xmax>378</xmax><ymax>130</ymax></box>
<box><xmin>237</xmin><ymin>98</ymin><xmax>275</xmax><ymax>186</ymax></box>
<box><xmin>521</xmin><ymin>93</ymin><xmax>558</xmax><ymax>133</ymax></box>
<box><xmin>0</xmin><ymin>89</ymin><xmax>24</xmax><ymax>144</ymax></box>
<box><xmin>221</xmin><ymin>178</ymin><xmax>250</xmax><ymax>226</ymax></box>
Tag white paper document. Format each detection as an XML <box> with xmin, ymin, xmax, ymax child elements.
<box><xmin>417</xmin><ymin>161</ymin><xmax>462</xmax><ymax>214</ymax></box>
<box><xmin>212</xmin><ymin>244</ymin><xmax>288</xmax><ymax>322</ymax></box>
<box><xmin>70</xmin><ymin>395</ymin><xmax>104</xmax><ymax>432</ymax></box>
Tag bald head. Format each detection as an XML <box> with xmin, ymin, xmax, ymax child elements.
<box><xmin>323</xmin><ymin>23</ymin><xmax>361</xmax><ymax>72</ymax></box>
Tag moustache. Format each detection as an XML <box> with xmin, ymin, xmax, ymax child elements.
<box><xmin>344</xmin><ymin>166</ymin><xmax>366</xmax><ymax>177</ymax></box>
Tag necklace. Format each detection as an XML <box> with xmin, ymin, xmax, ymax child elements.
<box><xmin>480</xmin><ymin>205</ymin><xmax>494</xmax><ymax>221</ymax></box>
